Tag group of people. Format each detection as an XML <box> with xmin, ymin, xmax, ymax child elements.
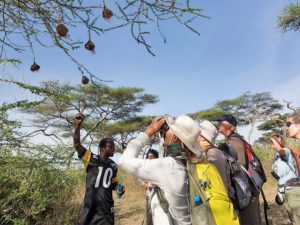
<box><xmin>73</xmin><ymin>110</ymin><xmax>300</xmax><ymax>225</ymax></box>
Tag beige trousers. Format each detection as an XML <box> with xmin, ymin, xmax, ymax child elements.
<box><xmin>285</xmin><ymin>186</ymin><xmax>300</xmax><ymax>225</ymax></box>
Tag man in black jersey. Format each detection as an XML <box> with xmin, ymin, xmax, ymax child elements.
<box><xmin>74</xmin><ymin>113</ymin><xmax>125</xmax><ymax>225</ymax></box>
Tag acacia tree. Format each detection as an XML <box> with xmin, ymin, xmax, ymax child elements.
<box><xmin>1</xmin><ymin>0</ymin><xmax>208</xmax><ymax>79</ymax></box>
<box><xmin>98</xmin><ymin>115</ymin><xmax>154</xmax><ymax>151</ymax></box>
<box><xmin>0</xmin><ymin>79</ymin><xmax>158</xmax><ymax>163</ymax></box>
<box><xmin>192</xmin><ymin>92</ymin><xmax>283</xmax><ymax>142</ymax></box>
<box><xmin>190</xmin><ymin>108</ymin><xmax>226</xmax><ymax>122</ymax></box>
<box><xmin>215</xmin><ymin>92</ymin><xmax>283</xmax><ymax>142</ymax></box>
<box><xmin>278</xmin><ymin>2</ymin><xmax>300</xmax><ymax>33</ymax></box>
<box><xmin>256</xmin><ymin>117</ymin><xmax>286</xmax><ymax>144</ymax></box>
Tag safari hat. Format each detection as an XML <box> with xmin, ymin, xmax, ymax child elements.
<box><xmin>199</xmin><ymin>120</ymin><xmax>218</xmax><ymax>146</ymax></box>
<box><xmin>164</xmin><ymin>114</ymin><xmax>201</xmax><ymax>155</ymax></box>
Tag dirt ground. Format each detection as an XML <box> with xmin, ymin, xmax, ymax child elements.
<box><xmin>115</xmin><ymin>161</ymin><xmax>293</xmax><ymax>225</ymax></box>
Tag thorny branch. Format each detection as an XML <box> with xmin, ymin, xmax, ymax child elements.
<box><xmin>283</xmin><ymin>99</ymin><xmax>300</xmax><ymax>113</ymax></box>
<box><xmin>0</xmin><ymin>0</ymin><xmax>208</xmax><ymax>75</ymax></box>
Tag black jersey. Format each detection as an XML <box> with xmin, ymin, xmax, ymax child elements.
<box><xmin>80</xmin><ymin>150</ymin><xmax>118</xmax><ymax>225</ymax></box>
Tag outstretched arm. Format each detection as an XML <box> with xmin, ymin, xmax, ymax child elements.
<box><xmin>74</xmin><ymin>113</ymin><xmax>87</xmax><ymax>158</ymax></box>
<box><xmin>118</xmin><ymin>117</ymin><xmax>169</xmax><ymax>185</ymax></box>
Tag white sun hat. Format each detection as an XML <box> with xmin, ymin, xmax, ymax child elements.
<box><xmin>199</xmin><ymin>120</ymin><xmax>218</xmax><ymax>146</ymax></box>
<box><xmin>164</xmin><ymin>114</ymin><xmax>201</xmax><ymax>155</ymax></box>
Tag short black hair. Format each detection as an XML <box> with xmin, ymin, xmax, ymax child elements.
<box><xmin>99</xmin><ymin>137</ymin><xmax>114</xmax><ymax>148</ymax></box>
<box><xmin>146</xmin><ymin>149</ymin><xmax>158</xmax><ymax>159</ymax></box>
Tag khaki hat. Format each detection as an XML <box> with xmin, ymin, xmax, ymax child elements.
<box><xmin>199</xmin><ymin>120</ymin><xmax>218</xmax><ymax>146</ymax></box>
<box><xmin>164</xmin><ymin>114</ymin><xmax>201</xmax><ymax>155</ymax></box>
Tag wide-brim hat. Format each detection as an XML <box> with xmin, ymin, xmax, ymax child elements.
<box><xmin>164</xmin><ymin>114</ymin><xmax>201</xmax><ymax>155</ymax></box>
<box><xmin>199</xmin><ymin>120</ymin><xmax>218</xmax><ymax>146</ymax></box>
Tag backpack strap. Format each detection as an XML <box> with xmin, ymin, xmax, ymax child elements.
<box><xmin>187</xmin><ymin>162</ymin><xmax>217</xmax><ymax>225</ymax></box>
<box><xmin>154</xmin><ymin>187</ymin><xmax>174</xmax><ymax>225</ymax></box>
<box><xmin>280</xmin><ymin>149</ymin><xmax>300</xmax><ymax>178</ymax></box>
<box><xmin>227</xmin><ymin>133</ymin><xmax>249</xmax><ymax>168</ymax></box>
<box><xmin>229</xmin><ymin>133</ymin><xmax>267</xmax><ymax>182</ymax></box>
<box><xmin>288</xmin><ymin>147</ymin><xmax>300</xmax><ymax>176</ymax></box>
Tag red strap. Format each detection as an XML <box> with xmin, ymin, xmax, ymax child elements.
<box><xmin>289</xmin><ymin>147</ymin><xmax>300</xmax><ymax>173</ymax></box>
<box><xmin>243</xmin><ymin>140</ymin><xmax>253</xmax><ymax>174</ymax></box>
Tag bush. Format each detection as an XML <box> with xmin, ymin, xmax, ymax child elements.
<box><xmin>0</xmin><ymin>151</ymin><xmax>84</xmax><ymax>225</ymax></box>
<box><xmin>252</xmin><ymin>143</ymin><xmax>274</xmax><ymax>161</ymax></box>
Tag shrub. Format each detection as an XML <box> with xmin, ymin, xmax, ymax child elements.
<box><xmin>0</xmin><ymin>151</ymin><xmax>84</xmax><ymax>225</ymax></box>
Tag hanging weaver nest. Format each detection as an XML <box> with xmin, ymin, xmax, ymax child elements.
<box><xmin>56</xmin><ymin>24</ymin><xmax>68</xmax><ymax>37</ymax></box>
<box><xmin>30</xmin><ymin>62</ymin><xmax>40</xmax><ymax>72</ymax></box>
<box><xmin>81</xmin><ymin>75</ymin><xmax>90</xmax><ymax>84</ymax></box>
<box><xmin>102</xmin><ymin>7</ymin><xmax>113</xmax><ymax>20</ymax></box>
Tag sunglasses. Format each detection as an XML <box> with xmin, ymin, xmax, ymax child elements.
<box><xmin>286</xmin><ymin>121</ymin><xmax>296</xmax><ymax>127</ymax></box>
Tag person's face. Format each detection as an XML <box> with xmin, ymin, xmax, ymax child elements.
<box><xmin>198</xmin><ymin>136</ymin><xmax>207</xmax><ymax>151</ymax></box>
<box><xmin>147</xmin><ymin>153</ymin><xmax>156</xmax><ymax>159</ymax></box>
<box><xmin>217</xmin><ymin>121</ymin><xmax>231</xmax><ymax>135</ymax></box>
<box><xmin>163</xmin><ymin>129</ymin><xmax>180</xmax><ymax>146</ymax></box>
<box><xmin>286</xmin><ymin>117</ymin><xmax>300</xmax><ymax>138</ymax></box>
<box><xmin>101</xmin><ymin>141</ymin><xmax>115</xmax><ymax>157</ymax></box>
<box><xmin>198</xmin><ymin>136</ymin><xmax>206</xmax><ymax>144</ymax></box>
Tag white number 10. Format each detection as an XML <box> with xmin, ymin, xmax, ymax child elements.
<box><xmin>95</xmin><ymin>166</ymin><xmax>113</xmax><ymax>188</ymax></box>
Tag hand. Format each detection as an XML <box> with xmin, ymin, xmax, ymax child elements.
<box><xmin>74</xmin><ymin>113</ymin><xmax>84</xmax><ymax>127</ymax></box>
<box><xmin>270</xmin><ymin>137</ymin><xmax>284</xmax><ymax>152</ymax></box>
<box><xmin>117</xmin><ymin>185</ymin><xmax>125</xmax><ymax>196</ymax></box>
<box><xmin>145</xmin><ymin>117</ymin><xmax>166</xmax><ymax>137</ymax></box>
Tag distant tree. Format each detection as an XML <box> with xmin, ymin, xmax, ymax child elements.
<box><xmin>278</xmin><ymin>2</ymin><xmax>300</xmax><ymax>33</ymax></box>
<box><xmin>257</xmin><ymin>119</ymin><xmax>285</xmax><ymax>135</ymax></box>
<box><xmin>255</xmin><ymin>117</ymin><xmax>286</xmax><ymax>144</ymax></box>
<box><xmin>0</xmin><ymin>0</ymin><xmax>209</xmax><ymax>78</ymax></box>
<box><xmin>215</xmin><ymin>92</ymin><xmax>283</xmax><ymax>142</ymax></box>
<box><xmin>192</xmin><ymin>92</ymin><xmax>283</xmax><ymax>142</ymax></box>
<box><xmin>99</xmin><ymin>116</ymin><xmax>154</xmax><ymax>151</ymax></box>
<box><xmin>0</xmin><ymin>78</ymin><xmax>158</xmax><ymax>163</ymax></box>
<box><xmin>190</xmin><ymin>108</ymin><xmax>226</xmax><ymax>122</ymax></box>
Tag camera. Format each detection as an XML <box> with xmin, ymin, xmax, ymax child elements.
<box><xmin>160</xmin><ymin>122</ymin><xmax>169</xmax><ymax>138</ymax></box>
<box><xmin>271</xmin><ymin>171</ymin><xmax>280</xmax><ymax>180</ymax></box>
<box><xmin>275</xmin><ymin>193</ymin><xmax>284</xmax><ymax>205</ymax></box>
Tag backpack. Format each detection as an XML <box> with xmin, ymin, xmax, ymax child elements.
<box><xmin>154</xmin><ymin>162</ymin><xmax>217</xmax><ymax>225</ymax></box>
<box><xmin>288</xmin><ymin>147</ymin><xmax>300</xmax><ymax>175</ymax></box>
<box><xmin>219</xmin><ymin>143</ymin><xmax>252</xmax><ymax>210</ymax></box>
<box><xmin>239</xmin><ymin>136</ymin><xmax>267</xmax><ymax>193</ymax></box>
<box><xmin>187</xmin><ymin>161</ymin><xmax>217</xmax><ymax>225</ymax></box>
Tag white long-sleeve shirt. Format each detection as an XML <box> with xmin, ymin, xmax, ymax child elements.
<box><xmin>118</xmin><ymin>132</ymin><xmax>192</xmax><ymax>225</ymax></box>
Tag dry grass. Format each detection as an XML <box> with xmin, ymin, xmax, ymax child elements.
<box><xmin>114</xmin><ymin>169</ymin><xmax>147</xmax><ymax>225</ymax></box>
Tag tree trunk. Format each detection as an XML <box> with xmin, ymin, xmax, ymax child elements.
<box><xmin>248</xmin><ymin>123</ymin><xmax>255</xmax><ymax>143</ymax></box>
